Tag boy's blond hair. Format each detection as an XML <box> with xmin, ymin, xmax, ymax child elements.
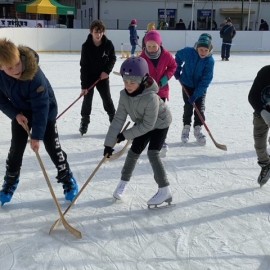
<box><xmin>0</xmin><ymin>38</ymin><xmax>20</xmax><ymax>68</ymax></box>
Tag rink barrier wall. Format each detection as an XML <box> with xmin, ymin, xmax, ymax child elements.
<box><xmin>1</xmin><ymin>28</ymin><xmax>270</xmax><ymax>53</ymax></box>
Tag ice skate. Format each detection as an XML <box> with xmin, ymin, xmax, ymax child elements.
<box><xmin>194</xmin><ymin>125</ymin><xmax>206</xmax><ymax>146</ymax></box>
<box><xmin>147</xmin><ymin>186</ymin><xmax>173</xmax><ymax>209</ymax></box>
<box><xmin>113</xmin><ymin>180</ymin><xmax>128</xmax><ymax>200</ymax></box>
<box><xmin>181</xmin><ymin>125</ymin><xmax>190</xmax><ymax>143</ymax></box>
<box><xmin>258</xmin><ymin>163</ymin><xmax>270</xmax><ymax>187</ymax></box>
<box><xmin>0</xmin><ymin>172</ymin><xmax>19</xmax><ymax>206</ymax></box>
<box><xmin>79</xmin><ymin>122</ymin><xmax>89</xmax><ymax>136</ymax></box>
<box><xmin>57</xmin><ymin>171</ymin><xmax>79</xmax><ymax>202</ymax></box>
<box><xmin>160</xmin><ymin>142</ymin><xmax>169</xmax><ymax>158</ymax></box>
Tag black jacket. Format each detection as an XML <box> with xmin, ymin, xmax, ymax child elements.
<box><xmin>80</xmin><ymin>34</ymin><xmax>116</xmax><ymax>89</ymax></box>
<box><xmin>248</xmin><ymin>65</ymin><xmax>270</xmax><ymax>114</ymax></box>
<box><xmin>220</xmin><ymin>23</ymin><xmax>236</xmax><ymax>43</ymax></box>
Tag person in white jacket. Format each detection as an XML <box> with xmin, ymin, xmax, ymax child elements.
<box><xmin>103</xmin><ymin>57</ymin><xmax>172</xmax><ymax>207</ymax></box>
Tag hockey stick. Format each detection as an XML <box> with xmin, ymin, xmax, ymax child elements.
<box><xmin>22</xmin><ymin>124</ymin><xmax>82</xmax><ymax>239</ymax></box>
<box><xmin>108</xmin><ymin>139</ymin><xmax>132</xmax><ymax>161</ymax></box>
<box><xmin>113</xmin><ymin>71</ymin><xmax>121</xmax><ymax>76</ymax></box>
<box><xmin>182</xmin><ymin>87</ymin><xmax>227</xmax><ymax>151</ymax></box>
<box><xmin>56</xmin><ymin>78</ymin><xmax>101</xmax><ymax>120</ymax></box>
<box><xmin>50</xmin><ymin>121</ymin><xmax>131</xmax><ymax>233</ymax></box>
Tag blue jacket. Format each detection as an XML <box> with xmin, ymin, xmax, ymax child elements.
<box><xmin>0</xmin><ymin>46</ymin><xmax>58</xmax><ymax>140</ymax></box>
<box><xmin>129</xmin><ymin>24</ymin><xmax>139</xmax><ymax>46</ymax></box>
<box><xmin>175</xmin><ymin>47</ymin><xmax>214</xmax><ymax>99</ymax></box>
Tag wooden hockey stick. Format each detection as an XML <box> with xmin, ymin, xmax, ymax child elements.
<box><xmin>56</xmin><ymin>78</ymin><xmax>101</xmax><ymax>120</ymax></box>
<box><xmin>113</xmin><ymin>71</ymin><xmax>121</xmax><ymax>76</ymax></box>
<box><xmin>22</xmin><ymin>124</ymin><xmax>81</xmax><ymax>239</ymax></box>
<box><xmin>107</xmin><ymin>139</ymin><xmax>132</xmax><ymax>161</ymax></box>
<box><xmin>182</xmin><ymin>87</ymin><xmax>227</xmax><ymax>151</ymax></box>
<box><xmin>50</xmin><ymin>121</ymin><xmax>131</xmax><ymax>233</ymax></box>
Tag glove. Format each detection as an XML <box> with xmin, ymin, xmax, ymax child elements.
<box><xmin>159</xmin><ymin>76</ymin><xmax>168</xmax><ymax>87</ymax></box>
<box><xmin>261</xmin><ymin>109</ymin><xmax>270</xmax><ymax>126</ymax></box>
<box><xmin>104</xmin><ymin>146</ymin><xmax>114</xmax><ymax>158</ymax></box>
<box><xmin>117</xmin><ymin>133</ymin><xmax>125</xmax><ymax>143</ymax></box>
<box><xmin>188</xmin><ymin>95</ymin><xmax>197</xmax><ymax>105</ymax></box>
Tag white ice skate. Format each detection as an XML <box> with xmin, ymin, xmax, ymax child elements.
<box><xmin>113</xmin><ymin>180</ymin><xmax>128</xmax><ymax>200</ymax></box>
<box><xmin>194</xmin><ymin>125</ymin><xmax>206</xmax><ymax>146</ymax></box>
<box><xmin>147</xmin><ymin>186</ymin><xmax>173</xmax><ymax>209</ymax></box>
<box><xmin>181</xmin><ymin>125</ymin><xmax>190</xmax><ymax>143</ymax></box>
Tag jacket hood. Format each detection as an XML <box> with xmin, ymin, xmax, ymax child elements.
<box><xmin>18</xmin><ymin>46</ymin><xmax>39</xmax><ymax>81</ymax></box>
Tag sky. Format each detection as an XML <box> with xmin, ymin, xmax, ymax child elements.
<box><xmin>1</xmin><ymin>52</ymin><xmax>270</xmax><ymax>270</ymax></box>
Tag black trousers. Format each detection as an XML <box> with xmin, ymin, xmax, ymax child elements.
<box><xmin>6</xmin><ymin>119</ymin><xmax>70</xmax><ymax>177</ymax></box>
<box><xmin>80</xmin><ymin>79</ymin><xmax>115</xmax><ymax>122</ymax></box>
<box><xmin>221</xmin><ymin>42</ymin><xmax>232</xmax><ymax>59</ymax></box>
<box><xmin>182</xmin><ymin>87</ymin><xmax>206</xmax><ymax>127</ymax></box>
<box><xmin>131</xmin><ymin>127</ymin><xmax>169</xmax><ymax>154</ymax></box>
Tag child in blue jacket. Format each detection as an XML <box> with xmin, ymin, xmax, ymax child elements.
<box><xmin>174</xmin><ymin>33</ymin><xmax>214</xmax><ymax>145</ymax></box>
<box><xmin>0</xmin><ymin>38</ymin><xmax>78</xmax><ymax>205</ymax></box>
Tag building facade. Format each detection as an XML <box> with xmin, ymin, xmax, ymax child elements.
<box><xmin>74</xmin><ymin>0</ymin><xmax>270</xmax><ymax>31</ymax></box>
<box><xmin>1</xmin><ymin>0</ymin><xmax>270</xmax><ymax>30</ymax></box>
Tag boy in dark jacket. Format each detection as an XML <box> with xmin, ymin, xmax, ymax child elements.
<box><xmin>248</xmin><ymin>66</ymin><xmax>270</xmax><ymax>187</ymax></box>
<box><xmin>0</xmin><ymin>38</ymin><xmax>78</xmax><ymax>205</ymax></box>
<box><xmin>79</xmin><ymin>20</ymin><xmax>116</xmax><ymax>135</ymax></box>
<box><xmin>220</xmin><ymin>17</ymin><xmax>236</xmax><ymax>61</ymax></box>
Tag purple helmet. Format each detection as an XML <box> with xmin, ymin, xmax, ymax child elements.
<box><xmin>120</xmin><ymin>57</ymin><xmax>149</xmax><ymax>77</ymax></box>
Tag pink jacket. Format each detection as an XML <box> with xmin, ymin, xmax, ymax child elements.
<box><xmin>140</xmin><ymin>48</ymin><xmax>176</xmax><ymax>100</ymax></box>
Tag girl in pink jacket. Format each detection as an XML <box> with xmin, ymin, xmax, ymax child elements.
<box><xmin>140</xmin><ymin>30</ymin><xmax>176</xmax><ymax>154</ymax></box>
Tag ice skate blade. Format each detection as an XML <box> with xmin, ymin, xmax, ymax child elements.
<box><xmin>148</xmin><ymin>202</ymin><xmax>175</xmax><ymax>209</ymax></box>
<box><xmin>113</xmin><ymin>195</ymin><xmax>123</xmax><ymax>201</ymax></box>
<box><xmin>258</xmin><ymin>178</ymin><xmax>269</xmax><ymax>188</ymax></box>
<box><xmin>148</xmin><ymin>198</ymin><xmax>174</xmax><ymax>209</ymax></box>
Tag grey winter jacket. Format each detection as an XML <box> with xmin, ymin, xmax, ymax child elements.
<box><xmin>104</xmin><ymin>79</ymin><xmax>172</xmax><ymax>147</ymax></box>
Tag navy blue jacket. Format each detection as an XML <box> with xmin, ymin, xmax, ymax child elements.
<box><xmin>0</xmin><ymin>46</ymin><xmax>57</xmax><ymax>140</ymax></box>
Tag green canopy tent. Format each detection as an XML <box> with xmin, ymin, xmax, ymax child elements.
<box><xmin>16</xmin><ymin>0</ymin><xmax>75</xmax><ymax>15</ymax></box>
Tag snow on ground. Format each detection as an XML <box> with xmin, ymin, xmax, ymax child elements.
<box><xmin>1</xmin><ymin>52</ymin><xmax>270</xmax><ymax>270</ymax></box>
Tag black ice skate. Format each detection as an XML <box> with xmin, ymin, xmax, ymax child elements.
<box><xmin>258</xmin><ymin>163</ymin><xmax>270</xmax><ymax>187</ymax></box>
<box><xmin>79</xmin><ymin>121</ymin><xmax>89</xmax><ymax>136</ymax></box>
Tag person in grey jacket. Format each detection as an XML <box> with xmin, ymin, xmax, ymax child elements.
<box><xmin>103</xmin><ymin>57</ymin><xmax>172</xmax><ymax>207</ymax></box>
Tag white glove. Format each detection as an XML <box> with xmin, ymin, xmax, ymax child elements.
<box><xmin>261</xmin><ymin>109</ymin><xmax>270</xmax><ymax>126</ymax></box>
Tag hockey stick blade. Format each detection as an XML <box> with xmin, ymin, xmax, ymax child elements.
<box><xmin>182</xmin><ymin>86</ymin><xmax>227</xmax><ymax>151</ymax></box>
<box><xmin>50</xmin><ymin>121</ymin><xmax>131</xmax><ymax>233</ymax></box>
<box><xmin>113</xmin><ymin>71</ymin><xmax>121</xmax><ymax>76</ymax></box>
<box><xmin>22</xmin><ymin>124</ymin><xmax>81</xmax><ymax>239</ymax></box>
<box><xmin>35</xmin><ymin>151</ymin><xmax>82</xmax><ymax>239</ymax></box>
<box><xmin>208</xmin><ymin>132</ymin><xmax>227</xmax><ymax>151</ymax></box>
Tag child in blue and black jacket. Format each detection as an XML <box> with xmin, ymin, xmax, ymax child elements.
<box><xmin>0</xmin><ymin>38</ymin><xmax>78</xmax><ymax>205</ymax></box>
<box><xmin>174</xmin><ymin>33</ymin><xmax>214</xmax><ymax>146</ymax></box>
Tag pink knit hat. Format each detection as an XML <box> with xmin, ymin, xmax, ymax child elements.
<box><xmin>131</xmin><ymin>19</ymin><xmax>137</xmax><ymax>25</ymax></box>
<box><xmin>144</xmin><ymin>30</ymin><xmax>162</xmax><ymax>46</ymax></box>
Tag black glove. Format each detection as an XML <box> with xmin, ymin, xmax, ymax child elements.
<box><xmin>117</xmin><ymin>133</ymin><xmax>125</xmax><ymax>143</ymax></box>
<box><xmin>104</xmin><ymin>146</ymin><xmax>114</xmax><ymax>158</ymax></box>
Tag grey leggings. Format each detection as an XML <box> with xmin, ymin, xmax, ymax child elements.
<box><xmin>253</xmin><ymin>112</ymin><xmax>270</xmax><ymax>165</ymax></box>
